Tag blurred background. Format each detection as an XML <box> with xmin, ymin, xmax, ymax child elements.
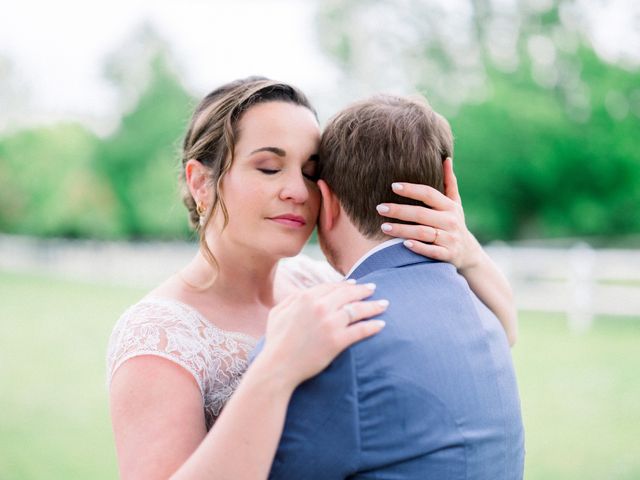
<box><xmin>0</xmin><ymin>0</ymin><xmax>638</xmax><ymax>478</ymax></box>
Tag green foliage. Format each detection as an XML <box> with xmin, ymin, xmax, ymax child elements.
<box><xmin>95</xmin><ymin>54</ymin><xmax>194</xmax><ymax>239</ymax></box>
<box><xmin>317</xmin><ymin>0</ymin><xmax>640</xmax><ymax>242</ymax></box>
<box><xmin>0</xmin><ymin>43</ymin><xmax>196</xmax><ymax>240</ymax></box>
<box><xmin>452</xmin><ymin>47</ymin><xmax>640</xmax><ymax>241</ymax></box>
<box><xmin>0</xmin><ymin>124</ymin><xmax>121</xmax><ymax>238</ymax></box>
<box><xmin>2</xmin><ymin>3</ymin><xmax>638</xmax><ymax>242</ymax></box>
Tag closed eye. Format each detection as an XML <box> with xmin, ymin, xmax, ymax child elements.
<box><xmin>258</xmin><ymin>167</ymin><xmax>317</xmax><ymax>181</ymax></box>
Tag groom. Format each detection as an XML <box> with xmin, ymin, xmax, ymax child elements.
<box><xmin>269</xmin><ymin>94</ymin><xmax>525</xmax><ymax>478</ymax></box>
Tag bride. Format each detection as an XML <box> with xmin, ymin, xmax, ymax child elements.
<box><xmin>107</xmin><ymin>77</ymin><xmax>516</xmax><ymax>479</ymax></box>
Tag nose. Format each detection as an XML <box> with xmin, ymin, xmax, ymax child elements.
<box><xmin>279</xmin><ymin>170</ymin><xmax>309</xmax><ymax>204</ymax></box>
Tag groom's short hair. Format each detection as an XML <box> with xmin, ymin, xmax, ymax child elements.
<box><xmin>319</xmin><ymin>94</ymin><xmax>453</xmax><ymax>239</ymax></box>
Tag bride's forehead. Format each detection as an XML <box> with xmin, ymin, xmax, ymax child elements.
<box><xmin>234</xmin><ymin>108</ymin><xmax>319</xmax><ymax>155</ymax></box>
<box><xmin>238</xmin><ymin>102</ymin><xmax>318</xmax><ymax>132</ymax></box>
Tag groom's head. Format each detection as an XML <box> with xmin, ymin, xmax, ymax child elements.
<box><xmin>316</xmin><ymin>94</ymin><xmax>453</xmax><ymax>273</ymax></box>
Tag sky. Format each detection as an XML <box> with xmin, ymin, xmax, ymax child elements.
<box><xmin>0</xmin><ymin>0</ymin><xmax>638</xmax><ymax>132</ymax></box>
<box><xmin>0</xmin><ymin>0</ymin><xmax>341</xmax><ymax>131</ymax></box>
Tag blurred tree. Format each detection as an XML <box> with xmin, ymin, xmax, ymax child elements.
<box><xmin>317</xmin><ymin>0</ymin><xmax>640</xmax><ymax>242</ymax></box>
<box><xmin>0</xmin><ymin>123</ymin><xmax>120</xmax><ymax>238</ymax></box>
<box><xmin>0</xmin><ymin>25</ymin><xmax>197</xmax><ymax>240</ymax></box>
<box><xmin>95</xmin><ymin>25</ymin><xmax>195</xmax><ymax>239</ymax></box>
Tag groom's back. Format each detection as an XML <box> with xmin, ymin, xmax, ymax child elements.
<box><xmin>349</xmin><ymin>253</ymin><xmax>524</xmax><ymax>478</ymax></box>
<box><xmin>269</xmin><ymin>246</ymin><xmax>524</xmax><ymax>479</ymax></box>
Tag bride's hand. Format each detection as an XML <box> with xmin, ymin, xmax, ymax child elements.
<box><xmin>261</xmin><ymin>282</ymin><xmax>388</xmax><ymax>388</ymax></box>
<box><xmin>376</xmin><ymin>157</ymin><xmax>482</xmax><ymax>271</ymax></box>
<box><xmin>376</xmin><ymin>158</ymin><xmax>517</xmax><ymax>345</ymax></box>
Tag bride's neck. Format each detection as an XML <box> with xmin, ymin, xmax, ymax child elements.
<box><xmin>185</xmin><ymin>247</ymin><xmax>279</xmax><ymax>308</ymax></box>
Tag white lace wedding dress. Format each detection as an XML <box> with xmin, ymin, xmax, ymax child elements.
<box><xmin>106</xmin><ymin>254</ymin><xmax>340</xmax><ymax>430</ymax></box>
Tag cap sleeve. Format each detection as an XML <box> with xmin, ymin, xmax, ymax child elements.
<box><xmin>106</xmin><ymin>299</ymin><xmax>209</xmax><ymax>395</ymax></box>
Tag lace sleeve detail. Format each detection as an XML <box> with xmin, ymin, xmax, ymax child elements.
<box><xmin>278</xmin><ymin>253</ymin><xmax>342</xmax><ymax>288</ymax></box>
<box><xmin>106</xmin><ymin>300</ymin><xmax>209</xmax><ymax>394</ymax></box>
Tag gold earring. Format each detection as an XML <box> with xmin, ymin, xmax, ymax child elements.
<box><xmin>196</xmin><ymin>203</ymin><xmax>206</xmax><ymax>227</ymax></box>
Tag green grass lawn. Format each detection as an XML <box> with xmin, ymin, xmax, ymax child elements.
<box><xmin>1</xmin><ymin>270</ymin><xmax>638</xmax><ymax>479</ymax></box>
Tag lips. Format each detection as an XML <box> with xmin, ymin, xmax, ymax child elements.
<box><xmin>268</xmin><ymin>214</ymin><xmax>307</xmax><ymax>228</ymax></box>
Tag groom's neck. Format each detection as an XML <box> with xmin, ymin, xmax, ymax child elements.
<box><xmin>336</xmin><ymin>230</ymin><xmax>389</xmax><ymax>276</ymax></box>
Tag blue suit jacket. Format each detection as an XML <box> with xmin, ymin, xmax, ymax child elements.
<box><xmin>255</xmin><ymin>244</ymin><xmax>525</xmax><ymax>479</ymax></box>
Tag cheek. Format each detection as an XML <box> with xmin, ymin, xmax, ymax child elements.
<box><xmin>233</xmin><ymin>189</ymin><xmax>267</xmax><ymax>218</ymax></box>
<box><xmin>220</xmin><ymin>176</ymin><xmax>265</xmax><ymax>223</ymax></box>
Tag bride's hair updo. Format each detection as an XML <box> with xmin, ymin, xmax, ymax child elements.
<box><xmin>180</xmin><ymin>76</ymin><xmax>316</xmax><ymax>267</ymax></box>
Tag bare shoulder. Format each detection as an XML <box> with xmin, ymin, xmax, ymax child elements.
<box><xmin>145</xmin><ymin>273</ymin><xmax>185</xmax><ymax>300</ymax></box>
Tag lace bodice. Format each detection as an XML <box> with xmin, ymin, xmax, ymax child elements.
<box><xmin>107</xmin><ymin>296</ymin><xmax>259</xmax><ymax>429</ymax></box>
<box><xmin>106</xmin><ymin>254</ymin><xmax>340</xmax><ymax>429</ymax></box>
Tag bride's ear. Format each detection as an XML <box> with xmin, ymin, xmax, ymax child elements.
<box><xmin>317</xmin><ymin>179</ymin><xmax>340</xmax><ymax>231</ymax></box>
<box><xmin>185</xmin><ymin>159</ymin><xmax>211</xmax><ymax>205</ymax></box>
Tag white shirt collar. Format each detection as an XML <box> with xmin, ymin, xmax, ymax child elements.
<box><xmin>344</xmin><ymin>238</ymin><xmax>405</xmax><ymax>279</ymax></box>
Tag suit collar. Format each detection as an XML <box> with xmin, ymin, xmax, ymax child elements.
<box><xmin>347</xmin><ymin>242</ymin><xmax>439</xmax><ymax>280</ymax></box>
<box><xmin>345</xmin><ymin>238</ymin><xmax>404</xmax><ymax>278</ymax></box>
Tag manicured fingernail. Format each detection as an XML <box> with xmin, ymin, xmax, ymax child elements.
<box><xmin>346</xmin><ymin>278</ymin><xmax>357</xmax><ymax>284</ymax></box>
<box><xmin>364</xmin><ymin>283</ymin><xmax>376</xmax><ymax>290</ymax></box>
<box><xmin>404</xmin><ymin>240</ymin><xmax>414</xmax><ymax>248</ymax></box>
<box><xmin>391</xmin><ymin>183</ymin><xmax>403</xmax><ymax>190</ymax></box>
<box><xmin>371</xmin><ymin>320</ymin><xmax>386</xmax><ymax>328</ymax></box>
<box><xmin>381</xmin><ymin>223</ymin><xmax>392</xmax><ymax>232</ymax></box>
<box><xmin>377</xmin><ymin>299</ymin><xmax>390</xmax><ymax>308</ymax></box>
<box><xmin>376</xmin><ymin>204</ymin><xmax>389</xmax><ymax>213</ymax></box>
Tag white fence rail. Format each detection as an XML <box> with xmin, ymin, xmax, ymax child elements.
<box><xmin>1</xmin><ymin>235</ymin><xmax>639</xmax><ymax>329</ymax></box>
<box><xmin>0</xmin><ymin>234</ymin><xmax>197</xmax><ymax>289</ymax></box>
<box><xmin>486</xmin><ymin>243</ymin><xmax>640</xmax><ymax>329</ymax></box>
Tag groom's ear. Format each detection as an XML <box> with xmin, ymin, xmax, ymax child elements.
<box><xmin>317</xmin><ymin>179</ymin><xmax>340</xmax><ymax>231</ymax></box>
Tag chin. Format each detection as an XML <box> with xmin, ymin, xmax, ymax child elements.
<box><xmin>269</xmin><ymin>233</ymin><xmax>310</xmax><ymax>259</ymax></box>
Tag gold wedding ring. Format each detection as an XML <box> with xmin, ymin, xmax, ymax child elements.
<box><xmin>433</xmin><ymin>227</ymin><xmax>440</xmax><ymax>244</ymax></box>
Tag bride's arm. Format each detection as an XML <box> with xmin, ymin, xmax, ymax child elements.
<box><xmin>111</xmin><ymin>283</ymin><xmax>386</xmax><ymax>480</ymax></box>
<box><xmin>173</xmin><ymin>282</ymin><xmax>386</xmax><ymax>480</ymax></box>
<box><xmin>377</xmin><ymin>158</ymin><xmax>517</xmax><ymax>346</ymax></box>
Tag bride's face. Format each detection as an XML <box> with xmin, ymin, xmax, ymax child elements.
<box><xmin>215</xmin><ymin>101</ymin><xmax>321</xmax><ymax>259</ymax></box>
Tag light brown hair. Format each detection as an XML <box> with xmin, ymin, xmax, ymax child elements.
<box><xmin>318</xmin><ymin>94</ymin><xmax>453</xmax><ymax>239</ymax></box>
<box><xmin>181</xmin><ymin>76</ymin><xmax>316</xmax><ymax>267</ymax></box>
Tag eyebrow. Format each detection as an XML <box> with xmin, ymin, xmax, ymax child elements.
<box><xmin>250</xmin><ymin>147</ymin><xmax>319</xmax><ymax>163</ymax></box>
<box><xmin>250</xmin><ymin>146</ymin><xmax>286</xmax><ymax>157</ymax></box>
